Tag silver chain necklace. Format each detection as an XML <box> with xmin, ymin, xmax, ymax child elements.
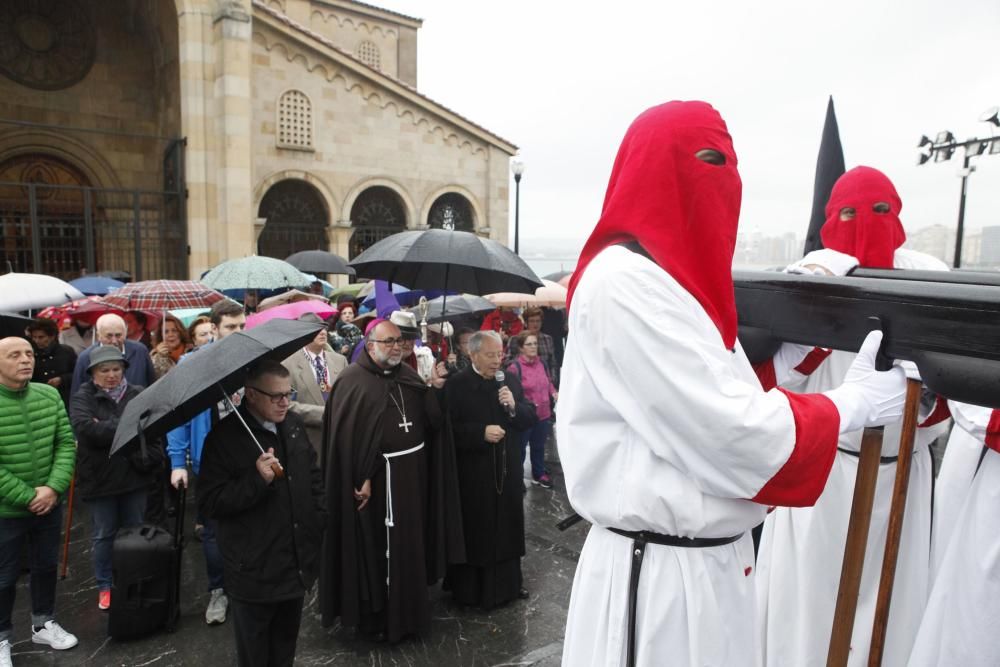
<box><xmin>387</xmin><ymin>384</ymin><xmax>413</xmax><ymax>433</ymax></box>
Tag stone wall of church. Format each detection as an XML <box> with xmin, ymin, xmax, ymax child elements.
<box><xmin>249</xmin><ymin>24</ymin><xmax>509</xmax><ymax>253</ymax></box>
<box><xmin>0</xmin><ymin>0</ymin><xmax>180</xmax><ymax>191</ymax></box>
<box><xmin>301</xmin><ymin>1</ymin><xmax>402</xmax><ymax>81</ymax></box>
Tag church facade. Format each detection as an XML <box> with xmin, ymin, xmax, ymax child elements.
<box><xmin>0</xmin><ymin>0</ymin><xmax>516</xmax><ymax>281</ymax></box>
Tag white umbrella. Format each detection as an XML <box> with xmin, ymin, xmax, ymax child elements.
<box><xmin>0</xmin><ymin>273</ymin><xmax>85</xmax><ymax>312</ymax></box>
<box><xmin>485</xmin><ymin>279</ymin><xmax>568</xmax><ymax>308</ymax></box>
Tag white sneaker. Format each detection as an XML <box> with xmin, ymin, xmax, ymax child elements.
<box><xmin>205</xmin><ymin>588</ymin><xmax>228</xmax><ymax>625</ymax></box>
<box><xmin>31</xmin><ymin>620</ymin><xmax>78</xmax><ymax>650</ymax></box>
<box><xmin>0</xmin><ymin>639</ymin><xmax>11</xmax><ymax>667</ymax></box>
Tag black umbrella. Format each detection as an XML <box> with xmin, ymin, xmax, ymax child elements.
<box><xmin>285</xmin><ymin>250</ymin><xmax>355</xmax><ymax>276</ymax></box>
<box><xmin>543</xmin><ymin>270</ymin><xmax>572</xmax><ymax>282</ymax></box>
<box><xmin>417</xmin><ymin>294</ymin><xmax>495</xmax><ymax>324</ymax></box>
<box><xmin>0</xmin><ymin>312</ymin><xmax>32</xmax><ymax>338</ymax></box>
<box><xmin>111</xmin><ymin>318</ymin><xmax>324</xmax><ymax>457</ymax></box>
<box><xmin>348</xmin><ymin>229</ymin><xmax>543</xmax><ymax>295</ymax></box>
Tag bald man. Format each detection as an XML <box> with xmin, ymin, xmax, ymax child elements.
<box><xmin>0</xmin><ymin>338</ymin><xmax>78</xmax><ymax>660</ymax></box>
<box><xmin>70</xmin><ymin>313</ymin><xmax>156</xmax><ymax>395</ymax></box>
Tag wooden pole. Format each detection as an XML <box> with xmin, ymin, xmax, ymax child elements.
<box><xmin>868</xmin><ymin>378</ymin><xmax>923</xmax><ymax>666</ymax></box>
<box><xmin>827</xmin><ymin>427</ymin><xmax>884</xmax><ymax>667</ymax></box>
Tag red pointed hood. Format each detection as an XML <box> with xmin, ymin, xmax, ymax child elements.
<box><xmin>566</xmin><ymin>101</ymin><xmax>742</xmax><ymax>349</ymax></box>
<box><xmin>820</xmin><ymin>166</ymin><xmax>906</xmax><ymax>268</ymax></box>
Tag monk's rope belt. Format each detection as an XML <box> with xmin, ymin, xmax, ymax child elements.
<box><xmin>607</xmin><ymin>527</ymin><xmax>742</xmax><ymax>667</ymax></box>
<box><xmin>837</xmin><ymin>447</ymin><xmax>900</xmax><ymax>464</ymax></box>
<box><xmin>382</xmin><ymin>442</ymin><xmax>425</xmax><ymax>587</ymax></box>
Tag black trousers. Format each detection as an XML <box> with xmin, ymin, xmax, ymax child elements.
<box><xmin>229</xmin><ymin>596</ymin><xmax>303</xmax><ymax>667</ymax></box>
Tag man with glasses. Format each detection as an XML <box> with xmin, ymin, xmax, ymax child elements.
<box><xmin>319</xmin><ymin>320</ymin><xmax>463</xmax><ymax>643</ymax></box>
<box><xmin>69</xmin><ymin>313</ymin><xmax>155</xmax><ymax>395</ymax></box>
<box><xmin>198</xmin><ymin>360</ymin><xmax>325</xmax><ymax>667</ymax></box>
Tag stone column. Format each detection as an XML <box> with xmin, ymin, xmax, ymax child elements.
<box><xmin>176</xmin><ymin>0</ymin><xmax>217</xmax><ymax>278</ymax></box>
<box><xmin>212</xmin><ymin>0</ymin><xmax>254</xmax><ymax>264</ymax></box>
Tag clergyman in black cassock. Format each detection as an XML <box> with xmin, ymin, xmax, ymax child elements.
<box><xmin>444</xmin><ymin>330</ymin><xmax>536</xmax><ymax>609</ymax></box>
<box><xmin>319</xmin><ymin>321</ymin><xmax>464</xmax><ymax>642</ymax></box>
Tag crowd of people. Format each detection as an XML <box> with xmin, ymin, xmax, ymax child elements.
<box><xmin>0</xmin><ymin>289</ymin><xmax>567</xmax><ymax>666</ymax></box>
<box><xmin>4</xmin><ymin>99</ymin><xmax>1000</xmax><ymax>667</ymax></box>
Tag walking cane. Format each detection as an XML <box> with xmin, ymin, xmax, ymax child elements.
<box><xmin>867</xmin><ymin>378</ymin><xmax>923</xmax><ymax>666</ymax></box>
<box><xmin>60</xmin><ymin>472</ymin><xmax>76</xmax><ymax>579</ymax></box>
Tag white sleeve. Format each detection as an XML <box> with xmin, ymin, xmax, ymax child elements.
<box><xmin>786</xmin><ymin>248</ymin><xmax>858</xmax><ymax>276</ymax></box>
<box><xmin>575</xmin><ymin>267</ymin><xmax>811</xmax><ymax>500</ymax></box>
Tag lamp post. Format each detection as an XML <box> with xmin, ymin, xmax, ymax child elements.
<box><xmin>917</xmin><ymin>106</ymin><xmax>1000</xmax><ymax>267</ymax></box>
<box><xmin>511</xmin><ymin>158</ymin><xmax>524</xmax><ymax>255</ymax></box>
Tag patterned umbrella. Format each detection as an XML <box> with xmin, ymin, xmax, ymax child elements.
<box><xmin>201</xmin><ymin>256</ymin><xmax>312</xmax><ymax>291</ymax></box>
<box><xmin>101</xmin><ymin>280</ymin><xmax>227</xmax><ymax>311</ymax></box>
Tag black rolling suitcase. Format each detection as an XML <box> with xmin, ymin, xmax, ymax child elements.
<box><xmin>108</xmin><ymin>487</ymin><xmax>186</xmax><ymax>639</ymax></box>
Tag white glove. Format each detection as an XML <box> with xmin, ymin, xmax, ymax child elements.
<box><xmin>773</xmin><ymin>342</ymin><xmax>814</xmax><ymax>385</ymax></box>
<box><xmin>785</xmin><ymin>249</ymin><xmax>859</xmax><ymax>277</ymax></box>
<box><xmin>823</xmin><ymin>331</ymin><xmax>906</xmax><ymax>433</ymax></box>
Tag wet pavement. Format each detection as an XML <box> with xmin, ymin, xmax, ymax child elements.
<box><xmin>9</xmin><ymin>440</ymin><xmax>585</xmax><ymax>666</ymax></box>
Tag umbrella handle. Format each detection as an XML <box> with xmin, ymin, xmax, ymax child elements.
<box><xmin>218</xmin><ymin>385</ymin><xmax>286</xmax><ymax>479</ymax></box>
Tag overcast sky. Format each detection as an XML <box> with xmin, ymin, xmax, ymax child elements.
<box><xmin>378</xmin><ymin>0</ymin><xmax>1000</xmax><ymax>255</ymax></box>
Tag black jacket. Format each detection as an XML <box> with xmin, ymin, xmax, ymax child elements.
<box><xmin>32</xmin><ymin>341</ymin><xmax>77</xmax><ymax>406</ymax></box>
<box><xmin>70</xmin><ymin>382</ymin><xmax>158</xmax><ymax>500</ymax></box>
<box><xmin>198</xmin><ymin>407</ymin><xmax>326</xmax><ymax>604</ymax></box>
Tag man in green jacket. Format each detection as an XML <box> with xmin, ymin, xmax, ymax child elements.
<box><xmin>0</xmin><ymin>337</ymin><xmax>78</xmax><ymax>666</ymax></box>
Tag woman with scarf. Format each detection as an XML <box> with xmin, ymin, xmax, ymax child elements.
<box><xmin>507</xmin><ymin>331</ymin><xmax>557</xmax><ymax>489</ymax></box>
<box><xmin>70</xmin><ymin>347</ymin><xmax>160</xmax><ymax>611</ymax></box>
<box><xmin>150</xmin><ymin>314</ymin><xmax>193</xmax><ymax>379</ymax></box>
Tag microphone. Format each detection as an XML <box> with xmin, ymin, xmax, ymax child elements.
<box><xmin>494</xmin><ymin>370</ymin><xmax>505</xmax><ymax>387</ymax></box>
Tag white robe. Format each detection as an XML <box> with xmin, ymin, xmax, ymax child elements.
<box><xmin>908</xmin><ymin>441</ymin><xmax>1000</xmax><ymax>666</ymax></box>
<box><xmin>930</xmin><ymin>402</ymin><xmax>988</xmax><ymax>575</ymax></box>
<box><xmin>755</xmin><ymin>248</ymin><xmax>950</xmax><ymax>667</ymax></box>
<box><xmin>557</xmin><ymin>246</ymin><xmax>836</xmax><ymax>667</ymax></box>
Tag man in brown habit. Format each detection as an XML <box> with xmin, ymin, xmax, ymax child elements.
<box><xmin>319</xmin><ymin>320</ymin><xmax>464</xmax><ymax>642</ymax></box>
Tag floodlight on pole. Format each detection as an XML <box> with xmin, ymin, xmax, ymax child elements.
<box><xmin>511</xmin><ymin>158</ymin><xmax>524</xmax><ymax>255</ymax></box>
<box><xmin>916</xmin><ymin>106</ymin><xmax>1000</xmax><ymax>267</ymax></box>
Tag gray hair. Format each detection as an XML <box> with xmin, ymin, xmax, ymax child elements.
<box><xmin>467</xmin><ymin>330</ymin><xmax>502</xmax><ymax>354</ymax></box>
<box><xmin>96</xmin><ymin>313</ymin><xmax>126</xmax><ymax>335</ymax></box>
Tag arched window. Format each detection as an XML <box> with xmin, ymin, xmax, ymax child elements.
<box><xmin>428</xmin><ymin>192</ymin><xmax>475</xmax><ymax>232</ymax></box>
<box><xmin>257</xmin><ymin>179</ymin><xmax>328</xmax><ymax>259</ymax></box>
<box><xmin>356</xmin><ymin>40</ymin><xmax>381</xmax><ymax>70</ymax></box>
<box><xmin>349</xmin><ymin>185</ymin><xmax>406</xmax><ymax>258</ymax></box>
<box><xmin>277</xmin><ymin>90</ymin><xmax>313</xmax><ymax>151</ymax></box>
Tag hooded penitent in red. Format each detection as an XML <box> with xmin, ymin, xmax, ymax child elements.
<box><xmin>566</xmin><ymin>100</ymin><xmax>742</xmax><ymax>349</ymax></box>
<box><xmin>820</xmin><ymin>166</ymin><xmax>906</xmax><ymax>269</ymax></box>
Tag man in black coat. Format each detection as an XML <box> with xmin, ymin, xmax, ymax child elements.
<box><xmin>198</xmin><ymin>360</ymin><xmax>325</xmax><ymax>667</ymax></box>
<box><xmin>27</xmin><ymin>319</ymin><xmax>77</xmax><ymax>406</ymax></box>
<box><xmin>444</xmin><ymin>330</ymin><xmax>536</xmax><ymax>609</ymax></box>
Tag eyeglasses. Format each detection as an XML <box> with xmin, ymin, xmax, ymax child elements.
<box><xmin>247</xmin><ymin>386</ymin><xmax>296</xmax><ymax>404</ymax></box>
<box><xmin>371</xmin><ymin>337</ymin><xmax>405</xmax><ymax>347</ymax></box>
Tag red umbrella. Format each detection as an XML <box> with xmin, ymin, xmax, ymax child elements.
<box><xmin>38</xmin><ymin>297</ymin><xmax>161</xmax><ymax>340</ymax></box>
<box><xmin>101</xmin><ymin>280</ymin><xmax>227</xmax><ymax>311</ymax></box>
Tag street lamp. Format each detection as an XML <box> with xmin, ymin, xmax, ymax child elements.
<box><xmin>511</xmin><ymin>158</ymin><xmax>524</xmax><ymax>255</ymax></box>
<box><xmin>917</xmin><ymin>106</ymin><xmax>1000</xmax><ymax>267</ymax></box>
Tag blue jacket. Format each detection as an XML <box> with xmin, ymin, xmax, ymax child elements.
<box><xmin>165</xmin><ymin>346</ymin><xmax>211</xmax><ymax>475</ymax></box>
<box><xmin>71</xmin><ymin>340</ymin><xmax>156</xmax><ymax>396</ymax></box>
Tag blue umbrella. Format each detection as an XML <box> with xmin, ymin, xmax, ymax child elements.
<box><xmin>360</xmin><ymin>282</ymin><xmax>451</xmax><ymax>309</ymax></box>
<box><xmin>70</xmin><ymin>276</ymin><xmax>125</xmax><ymax>296</ymax></box>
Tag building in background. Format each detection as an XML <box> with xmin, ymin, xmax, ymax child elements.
<box><xmin>0</xmin><ymin>0</ymin><xmax>516</xmax><ymax>281</ymax></box>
